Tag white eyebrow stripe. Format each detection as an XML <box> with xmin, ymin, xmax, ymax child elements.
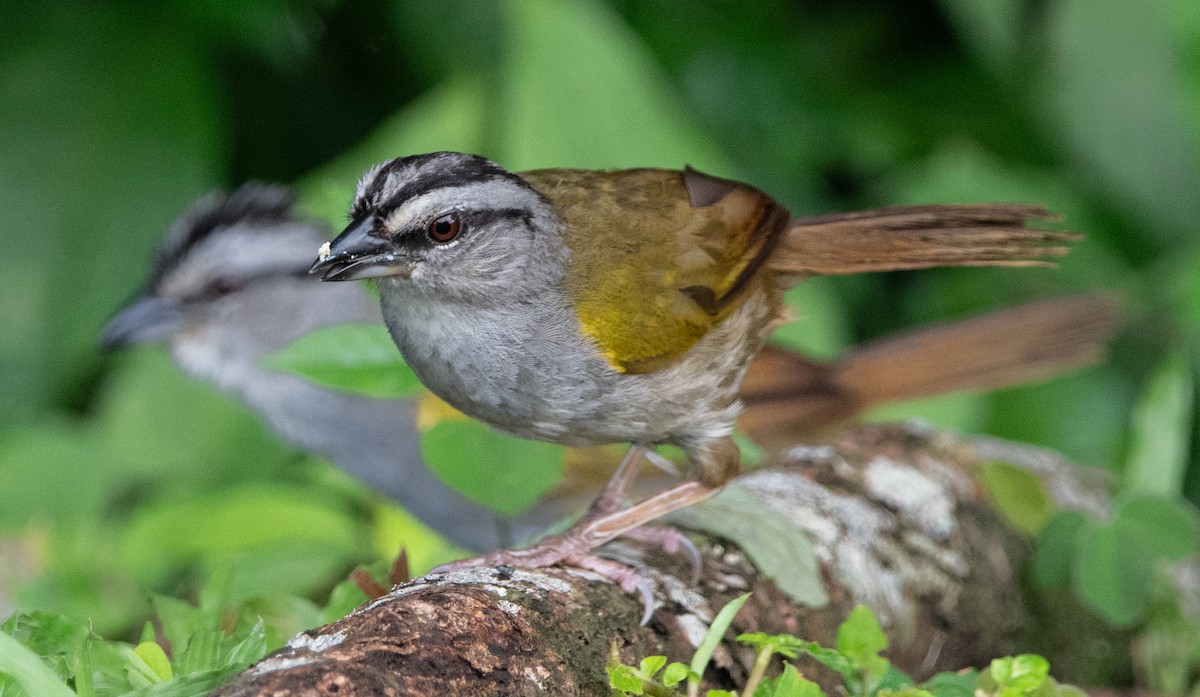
<box><xmin>381</xmin><ymin>178</ymin><xmax>543</xmax><ymax>232</ymax></box>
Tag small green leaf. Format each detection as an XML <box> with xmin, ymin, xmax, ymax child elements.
<box><xmin>797</xmin><ymin>642</ymin><xmax>856</xmax><ymax>685</ymax></box>
<box><xmin>922</xmin><ymin>670</ymin><xmax>978</xmax><ymax>697</ymax></box>
<box><xmin>639</xmin><ymin>655</ymin><xmax>666</xmax><ymax>678</ymax></box>
<box><xmin>736</xmin><ymin>632</ymin><xmax>805</xmax><ymax>659</ymax></box>
<box><xmin>1073</xmin><ymin>522</ymin><xmax>1153</xmax><ymax>627</ymax></box>
<box><xmin>662</xmin><ymin>662</ymin><xmax>691</xmax><ymax>687</ymax></box>
<box><xmin>607</xmin><ymin>663</ymin><xmax>645</xmax><ymax>694</ymax></box>
<box><xmin>837</xmin><ymin>605</ymin><xmax>888</xmax><ymax>664</ymax></box>
<box><xmin>1114</xmin><ymin>493</ymin><xmax>1200</xmax><ymax>560</ymax></box>
<box><xmin>1032</xmin><ymin>510</ymin><xmax>1093</xmax><ymax>588</ymax></box>
<box><xmin>262</xmin><ymin>323</ymin><xmax>423</xmax><ymax>398</ymax></box>
<box><xmin>989</xmin><ymin>655</ymin><xmax>1050</xmax><ymax>693</ymax></box>
<box><xmin>1123</xmin><ymin>353</ymin><xmax>1194</xmax><ymax>497</ymax></box>
<box><xmin>689</xmin><ymin>593</ymin><xmax>751</xmax><ymax>693</ymax></box>
<box><xmin>757</xmin><ymin>664</ymin><xmax>826</xmax><ymax>697</ymax></box>
<box><xmin>979</xmin><ymin>461</ymin><xmax>1055</xmax><ymax>534</ymax></box>
<box><xmin>421</xmin><ymin>420</ymin><xmax>565</xmax><ymax>515</ymax></box>
<box><xmin>133</xmin><ymin>641</ymin><xmax>172</xmax><ymax>681</ymax></box>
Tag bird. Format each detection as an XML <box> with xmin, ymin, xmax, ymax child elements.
<box><xmin>99</xmin><ymin>184</ymin><xmax>524</xmax><ymax>552</ymax></box>
<box><xmin>104</xmin><ymin>182</ymin><xmax>1114</xmax><ymax>573</ymax></box>
<box><xmin>309</xmin><ymin>151</ymin><xmax>1107</xmax><ymax>591</ymax></box>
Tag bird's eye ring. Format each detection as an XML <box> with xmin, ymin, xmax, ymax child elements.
<box><xmin>428</xmin><ymin>213</ymin><xmax>462</xmax><ymax>243</ymax></box>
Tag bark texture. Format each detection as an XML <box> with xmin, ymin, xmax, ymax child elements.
<box><xmin>214</xmin><ymin>424</ymin><xmax>1130</xmax><ymax>696</ymax></box>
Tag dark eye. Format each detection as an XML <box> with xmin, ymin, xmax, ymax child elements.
<box><xmin>208</xmin><ymin>276</ymin><xmax>243</xmax><ymax>298</ymax></box>
<box><xmin>428</xmin><ymin>213</ymin><xmax>462</xmax><ymax>243</ymax></box>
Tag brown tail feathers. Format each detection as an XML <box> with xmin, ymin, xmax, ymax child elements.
<box><xmin>771</xmin><ymin>204</ymin><xmax>1078</xmax><ymax>277</ymax></box>
<box><xmin>738</xmin><ymin>294</ymin><xmax>1120</xmax><ymax>448</ymax></box>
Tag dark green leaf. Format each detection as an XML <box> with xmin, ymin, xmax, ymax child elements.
<box><xmin>262</xmin><ymin>323</ymin><xmax>422</xmax><ymax>399</ymax></box>
<box><xmin>922</xmin><ymin>670</ymin><xmax>979</xmax><ymax>697</ymax></box>
<box><xmin>421</xmin><ymin>420</ymin><xmax>564</xmax><ymax>516</ymax></box>
<box><xmin>1072</xmin><ymin>522</ymin><xmax>1153</xmax><ymax>627</ymax></box>
<box><xmin>757</xmin><ymin>664</ymin><xmax>826</xmax><ymax>697</ymax></box>
<box><xmin>1032</xmin><ymin>510</ymin><xmax>1092</xmax><ymax>589</ymax></box>
<box><xmin>1115</xmin><ymin>494</ymin><xmax>1200</xmax><ymax>560</ymax></box>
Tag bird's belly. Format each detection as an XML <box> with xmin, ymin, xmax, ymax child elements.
<box><xmin>380</xmin><ymin>286</ymin><xmax>761</xmax><ymax>449</ymax></box>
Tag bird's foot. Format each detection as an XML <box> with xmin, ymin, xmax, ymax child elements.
<box><xmin>431</xmin><ymin>529</ymin><xmax>661</xmax><ymax>624</ymax></box>
<box><xmin>433</xmin><ymin>479</ymin><xmax>717</xmax><ymax>624</ymax></box>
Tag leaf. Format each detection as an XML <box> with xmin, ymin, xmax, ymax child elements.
<box><xmin>1072</xmin><ymin>522</ymin><xmax>1153</xmax><ymax>627</ymax></box>
<box><xmin>1031</xmin><ymin>510</ymin><xmax>1092</xmax><ymax>589</ymax></box>
<box><xmin>757</xmin><ymin>664</ymin><xmax>826</xmax><ymax>697</ymax></box>
<box><xmin>133</xmin><ymin>642</ymin><xmax>172</xmax><ymax>682</ymax></box>
<box><xmin>639</xmin><ymin>655</ymin><xmax>666</xmax><ymax>679</ymax></box>
<box><xmin>922</xmin><ymin>670</ymin><xmax>979</xmax><ymax>697</ymax></box>
<box><xmin>737</xmin><ymin>632</ymin><xmax>806</xmax><ymax>659</ymax></box>
<box><xmin>120</xmin><ymin>485</ymin><xmax>365</xmax><ymax>586</ymax></box>
<box><xmin>689</xmin><ymin>593</ymin><xmax>751</xmax><ymax>693</ymax></box>
<box><xmin>262</xmin><ymin>323</ymin><xmax>423</xmax><ymax>399</ymax></box>
<box><xmin>607</xmin><ymin>663</ymin><xmax>644</xmax><ymax>694</ymax></box>
<box><xmin>836</xmin><ymin>605</ymin><xmax>888</xmax><ymax>665</ymax></box>
<box><xmin>666</xmin><ymin>485</ymin><xmax>828</xmax><ymax>607</ymax></box>
<box><xmin>797</xmin><ymin>641</ymin><xmax>856</xmax><ymax>685</ymax></box>
<box><xmin>979</xmin><ymin>461</ymin><xmax>1056</xmax><ymax>535</ymax></box>
<box><xmin>500</xmin><ymin>0</ymin><xmax>729</xmax><ymax>172</ymax></box>
<box><xmin>1115</xmin><ymin>494</ymin><xmax>1200</xmax><ymax>560</ymax></box>
<box><xmin>0</xmin><ymin>630</ymin><xmax>79</xmax><ymax>697</ymax></box>
<box><xmin>420</xmin><ymin>420</ymin><xmax>564</xmax><ymax>516</ymax></box>
<box><xmin>988</xmin><ymin>655</ymin><xmax>1050</xmax><ymax>693</ymax></box>
<box><xmin>661</xmin><ymin>662</ymin><xmax>691</xmax><ymax>687</ymax></box>
<box><xmin>1122</xmin><ymin>353</ymin><xmax>1193</xmax><ymax>497</ymax></box>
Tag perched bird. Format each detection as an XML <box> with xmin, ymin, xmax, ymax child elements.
<box><xmin>310</xmin><ymin>151</ymin><xmax>1105</xmax><ymax>588</ymax></box>
<box><xmin>99</xmin><ymin>185</ymin><xmax>523</xmax><ymax>552</ymax></box>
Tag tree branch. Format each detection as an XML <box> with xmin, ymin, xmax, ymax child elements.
<box><xmin>214</xmin><ymin>424</ymin><xmax>1131</xmax><ymax>696</ymax></box>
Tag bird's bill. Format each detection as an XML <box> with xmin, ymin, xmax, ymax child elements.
<box><xmin>309</xmin><ymin>215</ymin><xmax>411</xmax><ymax>282</ymax></box>
<box><xmin>99</xmin><ymin>295</ymin><xmax>183</xmax><ymax>348</ymax></box>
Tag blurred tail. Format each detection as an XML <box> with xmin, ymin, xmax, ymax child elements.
<box><xmin>770</xmin><ymin>204</ymin><xmax>1078</xmax><ymax>277</ymax></box>
<box><xmin>739</xmin><ymin>294</ymin><xmax>1120</xmax><ymax>447</ymax></box>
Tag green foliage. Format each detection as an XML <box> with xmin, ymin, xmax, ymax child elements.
<box><xmin>0</xmin><ymin>589</ymin><xmax>271</xmax><ymax>697</ymax></box>
<box><xmin>261</xmin><ymin>323</ymin><xmax>423</xmax><ymax>399</ymax></box>
<box><xmin>1031</xmin><ymin>494</ymin><xmax>1200</xmax><ymax>626</ymax></box>
<box><xmin>420</xmin><ymin>420</ymin><xmax>565</xmax><ymax>516</ymax></box>
<box><xmin>610</xmin><ymin>603</ymin><xmax>1083</xmax><ymax>697</ymax></box>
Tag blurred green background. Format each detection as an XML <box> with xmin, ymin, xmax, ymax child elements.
<box><xmin>1</xmin><ymin>0</ymin><xmax>1199</xmax><ymax>678</ymax></box>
